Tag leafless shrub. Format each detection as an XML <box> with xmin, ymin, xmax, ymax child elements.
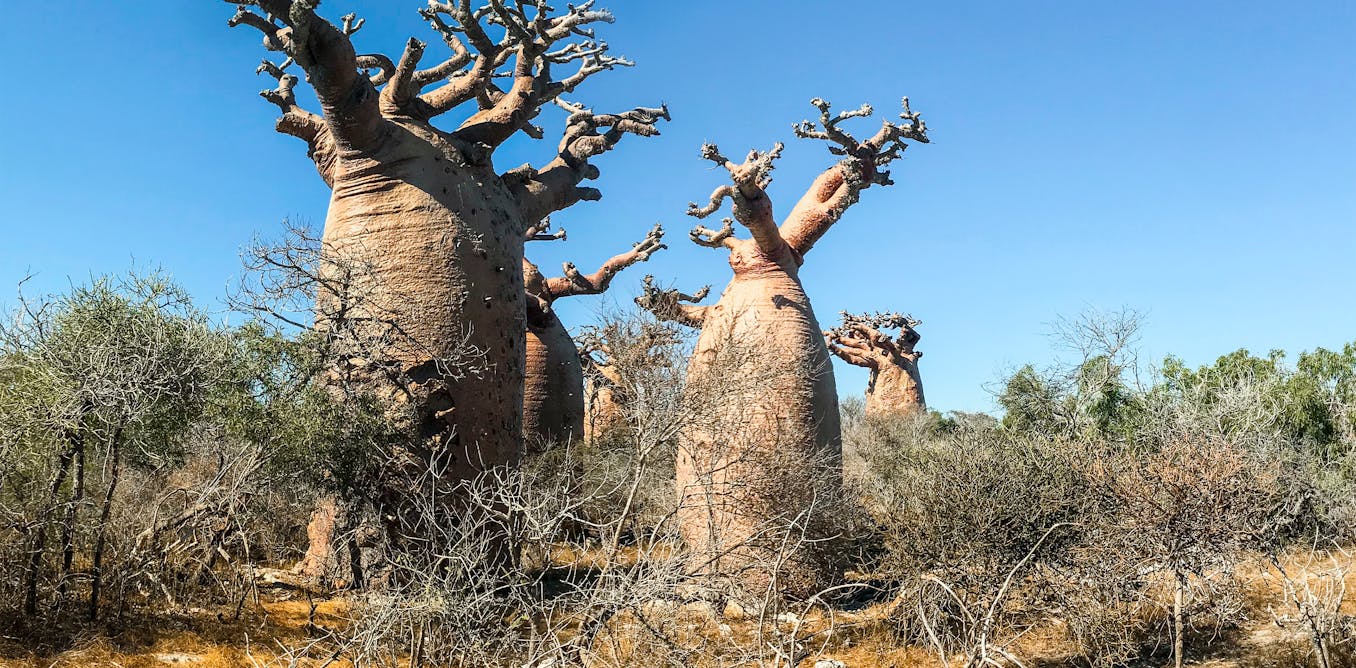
<box><xmin>1268</xmin><ymin>547</ymin><xmax>1355</xmax><ymax>668</ymax></box>
<box><xmin>844</xmin><ymin>413</ymin><xmax>1091</xmax><ymax>651</ymax></box>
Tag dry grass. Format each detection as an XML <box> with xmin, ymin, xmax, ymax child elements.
<box><xmin>3</xmin><ymin>548</ymin><xmax>1349</xmax><ymax>668</ymax></box>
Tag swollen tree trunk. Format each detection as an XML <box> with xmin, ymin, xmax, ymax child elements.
<box><xmin>222</xmin><ymin>1</ymin><xmax>665</xmax><ymax>587</ymax></box>
<box><xmin>826</xmin><ymin>312</ymin><xmax>926</xmax><ymax>418</ymax></box>
<box><xmin>521</xmin><ymin>225</ymin><xmax>664</xmax><ymax>447</ymax></box>
<box><xmin>523</xmin><ymin>301</ymin><xmax>587</xmax><ymax>448</ymax></box>
<box><xmin>639</xmin><ymin>99</ymin><xmax>928</xmax><ymax>597</ymax></box>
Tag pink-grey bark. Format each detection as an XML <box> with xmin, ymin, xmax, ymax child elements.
<box><xmin>638</xmin><ymin>98</ymin><xmax>929</xmax><ymax>596</ymax></box>
<box><xmin>826</xmin><ymin>312</ymin><xmax>926</xmax><ymax>417</ymax></box>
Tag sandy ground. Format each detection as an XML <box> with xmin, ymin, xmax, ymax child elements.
<box><xmin>2</xmin><ymin>550</ymin><xmax>1351</xmax><ymax>667</ymax></box>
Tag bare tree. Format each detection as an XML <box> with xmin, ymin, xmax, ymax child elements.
<box><xmin>826</xmin><ymin>311</ymin><xmax>926</xmax><ymax>417</ymax></box>
<box><xmin>1082</xmin><ymin>437</ymin><xmax>1281</xmax><ymax>668</ymax></box>
<box><xmin>522</xmin><ymin>223</ymin><xmax>665</xmax><ymax>446</ymax></box>
<box><xmin>1269</xmin><ymin>547</ymin><xmax>1354</xmax><ymax>668</ymax></box>
<box><xmin>576</xmin><ymin>313</ymin><xmax>687</xmax><ymax>442</ymax></box>
<box><xmin>219</xmin><ymin>1</ymin><xmax>668</xmax><ymax>525</ymax></box>
<box><xmin>637</xmin><ymin>97</ymin><xmax>929</xmax><ymax>594</ymax></box>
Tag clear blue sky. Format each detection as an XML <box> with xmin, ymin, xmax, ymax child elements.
<box><xmin>1</xmin><ymin>1</ymin><xmax>1352</xmax><ymax>413</ymax></box>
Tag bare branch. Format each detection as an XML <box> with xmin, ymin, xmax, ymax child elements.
<box><xmin>545</xmin><ymin>224</ymin><xmax>665</xmax><ymax>299</ymax></box>
<box><xmin>689</xmin><ymin>217</ymin><xmax>736</xmax><ymax>249</ymax></box>
<box><xmin>227</xmin><ymin>0</ymin><xmax>383</xmax><ymax>151</ymax></box>
<box><xmin>511</xmin><ymin>103</ymin><xmax>670</xmax><ymax>222</ymax></box>
<box><xmin>524</xmin><ymin>217</ymin><xmax>567</xmax><ymax>242</ymax></box>
<box><xmin>687</xmin><ymin>142</ymin><xmax>786</xmax><ymax>256</ymax></box>
<box><xmin>781</xmin><ymin>97</ymin><xmax>929</xmax><ymax>258</ymax></box>
<box><xmin>381</xmin><ymin>38</ymin><xmax>428</xmax><ymax>112</ymax></box>
<box><xmin>340</xmin><ymin>12</ymin><xmax>364</xmax><ymax>35</ymax></box>
<box><xmin>634</xmin><ymin>275</ymin><xmax>710</xmax><ymax>328</ymax></box>
<box><xmin>254</xmin><ymin>57</ymin><xmax>337</xmax><ymax>185</ymax></box>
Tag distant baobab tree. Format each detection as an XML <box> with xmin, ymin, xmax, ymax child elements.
<box><xmin>522</xmin><ymin>221</ymin><xmax>665</xmax><ymax>446</ymax></box>
<box><xmin>826</xmin><ymin>311</ymin><xmax>926</xmax><ymax>417</ymax></box>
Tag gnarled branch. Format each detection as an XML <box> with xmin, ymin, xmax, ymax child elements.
<box><xmin>227</xmin><ymin>0</ymin><xmax>383</xmax><ymax>150</ymax></box>
<box><xmin>780</xmin><ymin>97</ymin><xmax>929</xmax><ymax>258</ymax></box>
<box><xmin>255</xmin><ymin>57</ymin><xmax>336</xmax><ymax>184</ymax></box>
<box><xmin>689</xmin><ymin>217</ymin><xmax>736</xmax><ymax>249</ymax></box>
<box><xmin>524</xmin><ymin>217</ymin><xmax>567</xmax><ymax>242</ymax></box>
<box><xmin>687</xmin><ymin>142</ymin><xmax>786</xmax><ymax>256</ymax></box>
<box><xmin>634</xmin><ymin>275</ymin><xmax>710</xmax><ymax>329</ymax></box>
<box><xmin>511</xmin><ymin>103</ymin><xmax>669</xmax><ymax>223</ymax></box>
<box><xmin>827</xmin><ymin>311</ymin><xmax>923</xmax><ymax>366</ymax></box>
<box><xmin>545</xmin><ymin>224</ymin><xmax>665</xmax><ymax>298</ymax></box>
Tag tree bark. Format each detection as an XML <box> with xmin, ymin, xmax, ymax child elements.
<box><xmin>675</xmin><ymin>244</ymin><xmax>842</xmax><ymax>598</ymax></box>
<box><xmin>523</xmin><ymin>305</ymin><xmax>586</xmax><ymax>448</ymax></box>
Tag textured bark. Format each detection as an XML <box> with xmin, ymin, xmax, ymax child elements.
<box><xmin>521</xmin><ymin>225</ymin><xmax>664</xmax><ymax>447</ymax></box>
<box><xmin>826</xmin><ymin>312</ymin><xmax>926</xmax><ymax>418</ymax></box>
<box><xmin>224</xmin><ymin>1</ymin><xmax>663</xmax><ymax>586</ymax></box>
<box><xmin>640</xmin><ymin>99</ymin><xmax>928</xmax><ymax>597</ymax></box>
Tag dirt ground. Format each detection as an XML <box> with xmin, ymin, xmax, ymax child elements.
<box><xmin>2</xmin><ymin>550</ymin><xmax>1351</xmax><ymax>668</ymax></box>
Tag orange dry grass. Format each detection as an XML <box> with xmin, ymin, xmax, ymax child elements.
<box><xmin>2</xmin><ymin>549</ymin><xmax>1351</xmax><ymax>668</ymax></box>
<box><xmin>0</xmin><ymin>599</ymin><xmax>352</xmax><ymax>668</ymax></box>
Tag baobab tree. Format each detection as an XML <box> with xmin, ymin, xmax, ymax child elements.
<box><xmin>522</xmin><ymin>221</ymin><xmax>665</xmax><ymax>446</ymax></box>
<box><xmin>639</xmin><ymin>98</ymin><xmax>929</xmax><ymax>594</ymax></box>
<box><xmin>220</xmin><ymin>1</ymin><xmax>665</xmax><ymax>577</ymax></box>
<box><xmin>826</xmin><ymin>312</ymin><xmax>926</xmax><ymax>417</ymax></box>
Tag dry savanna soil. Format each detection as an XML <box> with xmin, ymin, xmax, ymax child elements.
<box><xmin>2</xmin><ymin>551</ymin><xmax>1352</xmax><ymax>667</ymax></box>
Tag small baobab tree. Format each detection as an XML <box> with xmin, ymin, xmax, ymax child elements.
<box><xmin>638</xmin><ymin>98</ymin><xmax>929</xmax><ymax>595</ymax></box>
<box><xmin>826</xmin><ymin>311</ymin><xmax>926</xmax><ymax>417</ymax></box>
<box><xmin>522</xmin><ymin>221</ymin><xmax>665</xmax><ymax>446</ymax></box>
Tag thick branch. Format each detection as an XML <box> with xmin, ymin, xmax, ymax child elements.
<box><xmin>635</xmin><ymin>275</ymin><xmax>710</xmax><ymax>329</ymax></box>
<box><xmin>780</xmin><ymin>97</ymin><xmax>929</xmax><ymax>258</ymax></box>
<box><xmin>545</xmin><ymin>224</ymin><xmax>665</xmax><ymax>298</ymax></box>
<box><xmin>687</xmin><ymin>142</ymin><xmax>786</xmax><ymax>256</ymax></box>
<box><xmin>228</xmin><ymin>1</ymin><xmax>383</xmax><ymax>150</ymax></box>
<box><xmin>510</xmin><ymin>103</ymin><xmax>669</xmax><ymax>222</ymax></box>
<box><xmin>825</xmin><ymin>336</ymin><xmax>876</xmax><ymax>369</ymax></box>
<box><xmin>256</xmin><ymin>57</ymin><xmax>336</xmax><ymax>185</ymax></box>
<box><xmin>380</xmin><ymin>38</ymin><xmax>428</xmax><ymax>113</ymax></box>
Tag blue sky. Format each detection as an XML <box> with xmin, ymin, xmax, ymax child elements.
<box><xmin>1</xmin><ymin>1</ymin><xmax>1352</xmax><ymax>413</ymax></box>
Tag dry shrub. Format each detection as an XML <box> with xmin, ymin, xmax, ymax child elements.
<box><xmin>844</xmin><ymin>411</ymin><xmax>1093</xmax><ymax>662</ymax></box>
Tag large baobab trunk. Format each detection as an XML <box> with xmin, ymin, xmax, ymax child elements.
<box><xmin>639</xmin><ymin>99</ymin><xmax>929</xmax><ymax>597</ymax></box>
<box><xmin>222</xmin><ymin>0</ymin><xmax>664</xmax><ymax>587</ymax></box>
<box><xmin>521</xmin><ymin>223</ymin><xmax>664</xmax><ymax>447</ymax></box>
<box><xmin>826</xmin><ymin>312</ymin><xmax>926</xmax><ymax>417</ymax></box>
